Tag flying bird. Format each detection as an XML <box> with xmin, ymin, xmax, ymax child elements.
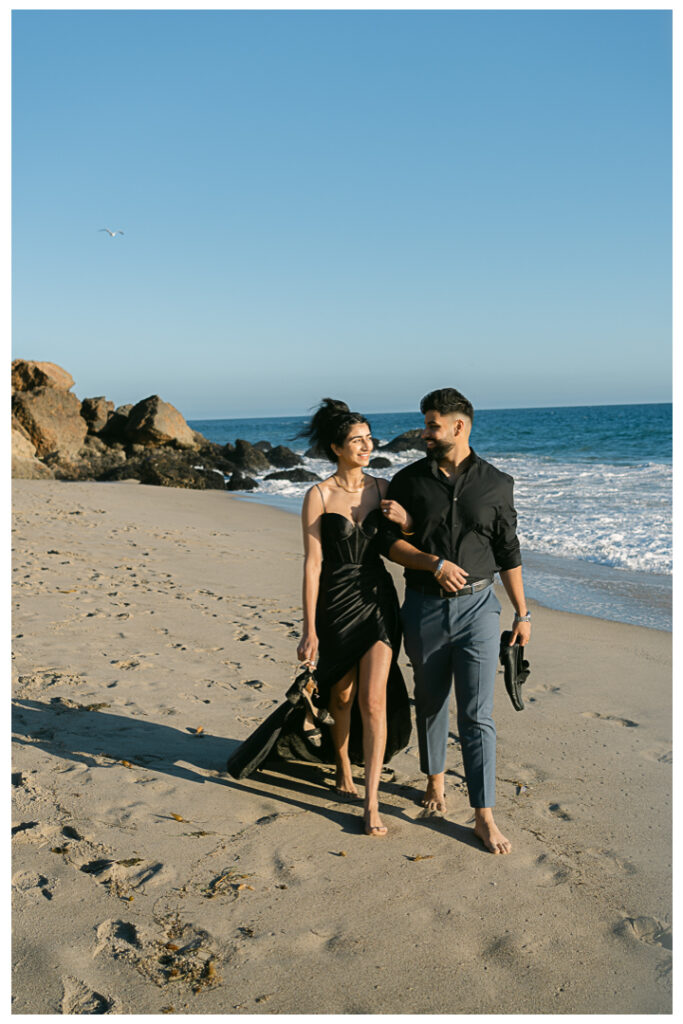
<box><xmin>98</xmin><ymin>228</ymin><xmax>125</xmax><ymax>237</ymax></box>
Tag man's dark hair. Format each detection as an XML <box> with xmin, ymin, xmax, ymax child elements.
<box><xmin>420</xmin><ymin>388</ymin><xmax>474</xmax><ymax>422</ymax></box>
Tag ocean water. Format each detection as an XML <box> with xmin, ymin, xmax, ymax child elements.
<box><xmin>189</xmin><ymin>403</ymin><xmax>672</xmax><ymax>631</ymax></box>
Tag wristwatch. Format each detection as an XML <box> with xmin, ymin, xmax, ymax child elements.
<box><xmin>514</xmin><ymin>611</ymin><xmax>531</xmax><ymax>623</ymax></box>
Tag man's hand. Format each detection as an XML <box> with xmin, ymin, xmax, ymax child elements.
<box><xmin>435</xmin><ymin>559</ymin><xmax>469</xmax><ymax>591</ymax></box>
<box><xmin>509</xmin><ymin>620</ymin><xmax>531</xmax><ymax>647</ymax></box>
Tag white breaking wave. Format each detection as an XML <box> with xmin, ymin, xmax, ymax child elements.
<box><xmin>239</xmin><ymin>448</ymin><xmax>672</xmax><ymax>576</ymax></box>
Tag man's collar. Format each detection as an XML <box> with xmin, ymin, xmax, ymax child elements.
<box><xmin>427</xmin><ymin>447</ymin><xmax>480</xmax><ymax>477</ymax></box>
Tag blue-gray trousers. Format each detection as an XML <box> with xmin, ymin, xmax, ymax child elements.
<box><xmin>400</xmin><ymin>585</ymin><xmax>501</xmax><ymax>808</ymax></box>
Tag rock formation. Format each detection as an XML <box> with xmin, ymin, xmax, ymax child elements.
<box><xmin>10</xmin><ymin>360</ymin><xmax>227</xmax><ymax>488</ymax></box>
<box><xmin>12</xmin><ymin>386</ymin><xmax>88</xmax><ymax>458</ymax></box>
<box><xmin>10</xmin><ymin>358</ymin><xmax>413</xmax><ymax>490</ymax></box>
<box><xmin>124</xmin><ymin>395</ymin><xmax>198</xmax><ymax>449</ymax></box>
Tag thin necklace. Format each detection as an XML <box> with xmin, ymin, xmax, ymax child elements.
<box><xmin>333</xmin><ymin>473</ymin><xmax>366</xmax><ymax>493</ymax></box>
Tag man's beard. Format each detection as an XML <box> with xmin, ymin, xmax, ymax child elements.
<box><xmin>427</xmin><ymin>440</ymin><xmax>454</xmax><ymax>462</ymax></box>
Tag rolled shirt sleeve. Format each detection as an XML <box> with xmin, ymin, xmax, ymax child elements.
<box><xmin>492</xmin><ymin>478</ymin><xmax>522</xmax><ymax>571</ymax></box>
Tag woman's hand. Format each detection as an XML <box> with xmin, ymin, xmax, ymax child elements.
<box><xmin>380</xmin><ymin>499</ymin><xmax>413</xmax><ymax>533</ymax></box>
<box><xmin>297</xmin><ymin>632</ymin><xmax>318</xmax><ymax>667</ymax></box>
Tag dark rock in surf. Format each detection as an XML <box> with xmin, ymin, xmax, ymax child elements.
<box><xmin>266</xmin><ymin>445</ymin><xmax>302</xmax><ymax>469</ymax></box>
<box><xmin>232</xmin><ymin>439</ymin><xmax>270</xmax><ymax>474</ymax></box>
<box><xmin>226</xmin><ymin>470</ymin><xmax>259</xmax><ymax>491</ymax></box>
<box><xmin>379</xmin><ymin>429</ymin><xmax>426</xmax><ymax>454</ymax></box>
<box><xmin>264</xmin><ymin>468</ymin><xmax>321</xmax><ymax>482</ymax></box>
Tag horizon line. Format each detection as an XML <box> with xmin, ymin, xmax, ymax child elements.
<box><xmin>186</xmin><ymin>399</ymin><xmax>672</xmax><ymax>423</ymax></box>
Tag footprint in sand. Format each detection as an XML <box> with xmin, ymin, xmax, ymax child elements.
<box><xmin>12</xmin><ymin>821</ymin><xmax>41</xmax><ymax>839</ymax></box>
<box><xmin>94</xmin><ymin>917</ymin><xmax>224</xmax><ymax>991</ymax></box>
<box><xmin>12</xmin><ymin>869</ymin><xmax>56</xmax><ymax>901</ymax></box>
<box><xmin>581</xmin><ymin>712</ymin><xmax>639</xmax><ymax>728</ymax></box>
<box><xmin>243</xmin><ymin>679</ymin><xmax>268</xmax><ymax>691</ymax></box>
<box><xmin>642</xmin><ymin>747</ymin><xmax>672</xmax><ymax>765</ymax></box>
<box><xmin>109</xmin><ymin>658</ymin><xmax>143</xmax><ymax>670</ymax></box>
<box><xmin>61</xmin><ymin>977</ymin><xmax>115</xmax><ymax>1014</ymax></box>
<box><xmin>547</xmin><ymin>803</ymin><xmax>572</xmax><ymax>821</ymax></box>
<box><xmin>614</xmin><ymin>915</ymin><xmax>672</xmax><ymax>951</ymax></box>
<box><xmin>526</xmin><ymin>683</ymin><xmax>562</xmax><ymax>704</ymax></box>
<box><xmin>534</xmin><ymin>854</ymin><xmax>572</xmax><ymax>887</ymax></box>
<box><xmin>15</xmin><ymin>669</ymin><xmax>85</xmax><ymax>694</ymax></box>
<box><xmin>584</xmin><ymin>847</ymin><xmax>638</xmax><ymax>875</ymax></box>
<box><xmin>81</xmin><ymin>857</ymin><xmax>171</xmax><ymax>895</ymax></box>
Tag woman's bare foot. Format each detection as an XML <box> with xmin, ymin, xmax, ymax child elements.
<box><xmin>363</xmin><ymin>806</ymin><xmax>387</xmax><ymax>837</ymax></box>
<box><xmin>334</xmin><ymin>763</ymin><xmax>359</xmax><ymax>800</ymax></box>
<box><xmin>473</xmin><ymin>808</ymin><xmax>512</xmax><ymax>854</ymax></box>
<box><xmin>421</xmin><ymin>772</ymin><xmax>447</xmax><ymax>813</ymax></box>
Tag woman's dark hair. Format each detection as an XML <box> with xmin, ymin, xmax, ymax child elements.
<box><xmin>296</xmin><ymin>398</ymin><xmax>371</xmax><ymax>463</ymax></box>
<box><xmin>420</xmin><ymin>387</ymin><xmax>474</xmax><ymax>423</ymax></box>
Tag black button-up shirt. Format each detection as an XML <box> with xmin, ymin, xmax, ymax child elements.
<box><xmin>383</xmin><ymin>449</ymin><xmax>522</xmax><ymax>592</ymax></box>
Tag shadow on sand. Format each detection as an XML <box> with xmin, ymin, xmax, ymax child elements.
<box><xmin>12</xmin><ymin>698</ymin><xmax>483</xmax><ymax>848</ymax></box>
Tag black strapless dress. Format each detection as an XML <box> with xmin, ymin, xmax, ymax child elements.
<box><xmin>226</xmin><ymin>505</ymin><xmax>411</xmax><ymax>778</ymax></box>
<box><xmin>315</xmin><ymin>509</ymin><xmax>401</xmax><ymax>702</ymax></box>
<box><xmin>311</xmin><ymin>508</ymin><xmax>411</xmax><ymax>764</ymax></box>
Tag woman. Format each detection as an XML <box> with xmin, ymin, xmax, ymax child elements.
<box><xmin>297</xmin><ymin>399</ymin><xmax>412</xmax><ymax>836</ymax></box>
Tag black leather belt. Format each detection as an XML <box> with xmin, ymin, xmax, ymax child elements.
<box><xmin>409</xmin><ymin>578</ymin><xmax>493</xmax><ymax>600</ymax></box>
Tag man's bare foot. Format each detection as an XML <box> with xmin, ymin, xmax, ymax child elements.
<box><xmin>473</xmin><ymin>809</ymin><xmax>512</xmax><ymax>854</ymax></box>
<box><xmin>364</xmin><ymin>806</ymin><xmax>387</xmax><ymax>836</ymax></box>
<box><xmin>421</xmin><ymin>773</ymin><xmax>447</xmax><ymax>814</ymax></box>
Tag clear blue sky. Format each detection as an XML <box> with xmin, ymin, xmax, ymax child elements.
<box><xmin>12</xmin><ymin>9</ymin><xmax>671</xmax><ymax>419</ymax></box>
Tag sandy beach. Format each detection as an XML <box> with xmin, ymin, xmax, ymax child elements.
<box><xmin>11</xmin><ymin>478</ymin><xmax>672</xmax><ymax>1014</ymax></box>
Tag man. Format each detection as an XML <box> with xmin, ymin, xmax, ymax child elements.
<box><xmin>380</xmin><ymin>388</ymin><xmax>531</xmax><ymax>855</ymax></box>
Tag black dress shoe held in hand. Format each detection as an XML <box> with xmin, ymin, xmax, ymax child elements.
<box><xmin>499</xmin><ymin>630</ymin><xmax>530</xmax><ymax>711</ymax></box>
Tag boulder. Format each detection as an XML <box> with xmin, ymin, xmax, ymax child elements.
<box><xmin>369</xmin><ymin>456</ymin><xmax>392</xmax><ymax>469</ymax></box>
<box><xmin>12</xmin><ymin>359</ymin><xmax>75</xmax><ymax>393</ymax></box>
<box><xmin>124</xmin><ymin>395</ymin><xmax>197</xmax><ymax>449</ymax></box>
<box><xmin>267</xmin><ymin>445</ymin><xmax>302</xmax><ymax>469</ymax></box>
<box><xmin>264</xmin><ymin>468</ymin><xmax>321</xmax><ymax>483</ymax></box>
<box><xmin>226</xmin><ymin>470</ymin><xmax>259</xmax><ymax>491</ymax></box>
<box><xmin>253</xmin><ymin>440</ymin><xmax>272</xmax><ymax>453</ymax></box>
<box><xmin>98</xmin><ymin>404</ymin><xmax>133</xmax><ymax>444</ymax></box>
<box><xmin>232</xmin><ymin>439</ymin><xmax>270</xmax><ymax>474</ymax></box>
<box><xmin>11</xmin><ymin>428</ymin><xmax>54</xmax><ymax>479</ymax></box>
<box><xmin>81</xmin><ymin>396</ymin><xmax>114</xmax><ymax>434</ymax></box>
<box><xmin>12</xmin><ymin>386</ymin><xmax>88</xmax><ymax>457</ymax></box>
<box><xmin>379</xmin><ymin>429</ymin><xmax>427</xmax><ymax>454</ymax></box>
